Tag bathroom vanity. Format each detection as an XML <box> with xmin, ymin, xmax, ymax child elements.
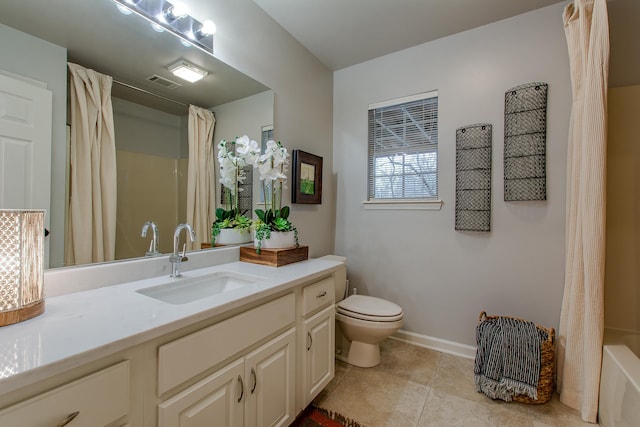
<box><xmin>0</xmin><ymin>247</ymin><xmax>341</xmax><ymax>426</ymax></box>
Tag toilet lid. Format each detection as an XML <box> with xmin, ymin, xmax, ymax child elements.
<box><xmin>337</xmin><ymin>295</ymin><xmax>403</xmax><ymax>321</ymax></box>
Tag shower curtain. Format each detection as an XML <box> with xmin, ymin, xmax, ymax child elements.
<box><xmin>186</xmin><ymin>105</ymin><xmax>216</xmax><ymax>250</ymax></box>
<box><xmin>65</xmin><ymin>63</ymin><xmax>117</xmax><ymax>265</ymax></box>
<box><xmin>558</xmin><ymin>0</ymin><xmax>609</xmax><ymax>423</ymax></box>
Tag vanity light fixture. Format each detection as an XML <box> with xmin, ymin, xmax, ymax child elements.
<box><xmin>0</xmin><ymin>210</ymin><xmax>45</xmax><ymax>327</ymax></box>
<box><xmin>193</xmin><ymin>19</ymin><xmax>217</xmax><ymax>40</ymax></box>
<box><xmin>112</xmin><ymin>0</ymin><xmax>215</xmax><ymax>53</ymax></box>
<box><xmin>160</xmin><ymin>1</ymin><xmax>189</xmax><ymax>24</ymax></box>
<box><xmin>168</xmin><ymin>60</ymin><xmax>208</xmax><ymax>83</ymax></box>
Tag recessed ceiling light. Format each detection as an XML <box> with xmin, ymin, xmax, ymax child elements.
<box><xmin>168</xmin><ymin>60</ymin><xmax>208</xmax><ymax>83</ymax></box>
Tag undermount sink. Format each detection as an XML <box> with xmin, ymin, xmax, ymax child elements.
<box><xmin>136</xmin><ymin>272</ymin><xmax>262</xmax><ymax>305</ymax></box>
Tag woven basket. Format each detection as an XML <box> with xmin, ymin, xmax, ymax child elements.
<box><xmin>478</xmin><ymin>311</ymin><xmax>555</xmax><ymax>404</ymax></box>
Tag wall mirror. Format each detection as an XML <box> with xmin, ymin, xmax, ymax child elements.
<box><xmin>0</xmin><ymin>0</ymin><xmax>273</xmax><ymax>268</ymax></box>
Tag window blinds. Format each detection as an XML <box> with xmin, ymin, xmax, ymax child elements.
<box><xmin>368</xmin><ymin>92</ymin><xmax>438</xmax><ymax>200</ymax></box>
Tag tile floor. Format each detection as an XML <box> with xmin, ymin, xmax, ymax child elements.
<box><xmin>313</xmin><ymin>338</ymin><xmax>594</xmax><ymax>427</ymax></box>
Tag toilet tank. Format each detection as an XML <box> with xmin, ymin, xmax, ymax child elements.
<box><xmin>318</xmin><ymin>255</ymin><xmax>347</xmax><ymax>302</ymax></box>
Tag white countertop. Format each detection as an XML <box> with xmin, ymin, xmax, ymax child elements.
<box><xmin>0</xmin><ymin>256</ymin><xmax>342</xmax><ymax>396</ymax></box>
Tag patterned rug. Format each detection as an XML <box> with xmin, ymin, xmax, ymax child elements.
<box><xmin>290</xmin><ymin>405</ymin><xmax>364</xmax><ymax>427</ymax></box>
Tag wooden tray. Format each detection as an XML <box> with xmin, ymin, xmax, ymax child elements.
<box><xmin>240</xmin><ymin>245</ymin><xmax>309</xmax><ymax>267</ymax></box>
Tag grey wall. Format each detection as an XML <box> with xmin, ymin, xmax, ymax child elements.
<box><xmin>333</xmin><ymin>3</ymin><xmax>571</xmax><ymax>346</ymax></box>
<box><xmin>211</xmin><ymin>90</ymin><xmax>274</xmax><ymax>146</ymax></box>
<box><xmin>189</xmin><ymin>0</ymin><xmax>335</xmax><ymax>257</ymax></box>
<box><xmin>211</xmin><ymin>90</ymin><xmax>275</xmax><ymax>211</ymax></box>
<box><xmin>0</xmin><ymin>23</ymin><xmax>67</xmax><ymax>268</ymax></box>
<box><xmin>112</xmin><ymin>97</ymin><xmax>184</xmax><ymax>158</ymax></box>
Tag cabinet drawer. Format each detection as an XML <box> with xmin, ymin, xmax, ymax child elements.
<box><xmin>158</xmin><ymin>293</ymin><xmax>295</xmax><ymax>394</ymax></box>
<box><xmin>302</xmin><ymin>276</ymin><xmax>334</xmax><ymax>316</ymax></box>
<box><xmin>0</xmin><ymin>361</ymin><xmax>129</xmax><ymax>427</ymax></box>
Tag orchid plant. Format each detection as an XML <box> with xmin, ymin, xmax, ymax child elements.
<box><xmin>212</xmin><ymin>135</ymin><xmax>260</xmax><ymax>244</ymax></box>
<box><xmin>253</xmin><ymin>140</ymin><xmax>299</xmax><ymax>253</ymax></box>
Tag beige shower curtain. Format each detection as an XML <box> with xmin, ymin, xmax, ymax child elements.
<box><xmin>558</xmin><ymin>0</ymin><xmax>609</xmax><ymax>423</ymax></box>
<box><xmin>186</xmin><ymin>105</ymin><xmax>216</xmax><ymax>250</ymax></box>
<box><xmin>65</xmin><ymin>63</ymin><xmax>117</xmax><ymax>265</ymax></box>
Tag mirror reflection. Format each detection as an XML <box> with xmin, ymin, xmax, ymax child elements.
<box><xmin>0</xmin><ymin>0</ymin><xmax>273</xmax><ymax>268</ymax></box>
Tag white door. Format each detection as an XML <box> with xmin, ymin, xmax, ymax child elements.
<box><xmin>0</xmin><ymin>73</ymin><xmax>53</xmax><ymax>262</ymax></box>
<box><xmin>245</xmin><ymin>328</ymin><xmax>296</xmax><ymax>427</ymax></box>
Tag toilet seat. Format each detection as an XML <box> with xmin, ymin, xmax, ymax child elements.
<box><xmin>337</xmin><ymin>295</ymin><xmax>403</xmax><ymax>322</ymax></box>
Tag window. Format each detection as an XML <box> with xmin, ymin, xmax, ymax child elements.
<box><xmin>367</xmin><ymin>91</ymin><xmax>438</xmax><ymax>202</ymax></box>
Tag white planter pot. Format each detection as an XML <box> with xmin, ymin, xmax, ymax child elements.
<box><xmin>254</xmin><ymin>230</ymin><xmax>296</xmax><ymax>249</ymax></box>
<box><xmin>215</xmin><ymin>228</ymin><xmax>252</xmax><ymax>245</ymax></box>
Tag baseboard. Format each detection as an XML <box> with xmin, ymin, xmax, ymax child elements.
<box><xmin>335</xmin><ymin>353</ymin><xmax>349</xmax><ymax>364</ymax></box>
<box><xmin>391</xmin><ymin>329</ymin><xmax>476</xmax><ymax>360</ymax></box>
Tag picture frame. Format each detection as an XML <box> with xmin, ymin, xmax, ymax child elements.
<box><xmin>292</xmin><ymin>150</ymin><xmax>323</xmax><ymax>204</ymax></box>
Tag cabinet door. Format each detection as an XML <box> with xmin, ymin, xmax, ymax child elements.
<box><xmin>244</xmin><ymin>328</ymin><xmax>296</xmax><ymax>427</ymax></box>
<box><xmin>158</xmin><ymin>358</ymin><xmax>244</xmax><ymax>427</ymax></box>
<box><xmin>303</xmin><ymin>305</ymin><xmax>335</xmax><ymax>406</ymax></box>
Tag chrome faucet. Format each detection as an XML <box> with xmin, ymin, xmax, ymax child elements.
<box><xmin>169</xmin><ymin>223</ymin><xmax>196</xmax><ymax>278</ymax></box>
<box><xmin>141</xmin><ymin>221</ymin><xmax>159</xmax><ymax>256</ymax></box>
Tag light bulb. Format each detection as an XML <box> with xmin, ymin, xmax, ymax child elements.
<box><xmin>169</xmin><ymin>1</ymin><xmax>189</xmax><ymax>19</ymax></box>
<box><xmin>199</xmin><ymin>20</ymin><xmax>216</xmax><ymax>36</ymax></box>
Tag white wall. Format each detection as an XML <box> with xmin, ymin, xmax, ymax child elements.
<box><xmin>0</xmin><ymin>23</ymin><xmax>67</xmax><ymax>268</ymax></box>
<box><xmin>333</xmin><ymin>3</ymin><xmax>571</xmax><ymax>346</ymax></box>
<box><xmin>188</xmin><ymin>0</ymin><xmax>335</xmax><ymax>257</ymax></box>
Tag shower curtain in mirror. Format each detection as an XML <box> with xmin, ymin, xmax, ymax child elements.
<box><xmin>186</xmin><ymin>105</ymin><xmax>216</xmax><ymax>250</ymax></box>
<box><xmin>558</xmin><ymin>0</ymin><xmax>609</xmax><ymax>422</ymax></box>
<box><xmin>65</xmin><ymin>63</ymin><xmax>117</xmax><ymax>265</ymax></box>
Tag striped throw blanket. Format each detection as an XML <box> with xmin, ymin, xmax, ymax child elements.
<box><xmin>474</xmin><ymin>316</ymin><xmax>548</xmax><ymax>401</ymax></box>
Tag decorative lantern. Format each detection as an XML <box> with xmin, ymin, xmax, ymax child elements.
<box><xmin>0</xmin><ymin>210</ymin><xmax>45</xmax><ymax>326</ymax></box>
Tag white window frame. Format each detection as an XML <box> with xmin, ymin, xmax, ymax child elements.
<box><xmin>364</xmin><ymin>91</ymin><xmax>443</xmax><ymax>210</ymax></box>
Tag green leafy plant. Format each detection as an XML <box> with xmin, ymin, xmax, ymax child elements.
<box><xmin>211</xmin><ymin>207</ymin><xmax>253</xmax><ymax>243</ymax></box>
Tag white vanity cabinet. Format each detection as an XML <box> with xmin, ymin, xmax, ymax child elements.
<box><xmin>0</xmin><ymin>360</ymin><xmax>130</xmax><ymax>427</ymax></box>
<box><xmin>0</xmin><ymin>261</ymin><xmax>341</xmax><ymax>427</ymax></box>
<box><xmin>300</xmin><ymin>277</ymin><xmax>335</xmax><ymax>407</ymax></box>
<box><xmin>157</xmin><ymin>293</ymin><xmax>296</xmax><ymax>427</ymax></box>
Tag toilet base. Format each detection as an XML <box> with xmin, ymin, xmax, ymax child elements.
<box><xmin>346</xmin><ymin>341</ymin><xmax>381</xmax><ymax>368</ymax></box>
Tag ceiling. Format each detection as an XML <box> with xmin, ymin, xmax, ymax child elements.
<box><xmin>250</xmin><ymin>0</ymin><xmax>639</xmax><ymax>86</ymax></box>
<box><xmin>1</xmin><ymin>0</ymin><xmax>636</xmax><ymax>115</ymax></box>
<box><xmin>251</xmin><ymin>0</ymin><xmax>566</xmax><ymax>71</ymax></box>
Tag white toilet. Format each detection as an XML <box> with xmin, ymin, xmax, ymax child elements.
<box><xmin>321</xmin><ymin>255</ymin><xmax>404</xmax><ymax>368</ymax></box>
